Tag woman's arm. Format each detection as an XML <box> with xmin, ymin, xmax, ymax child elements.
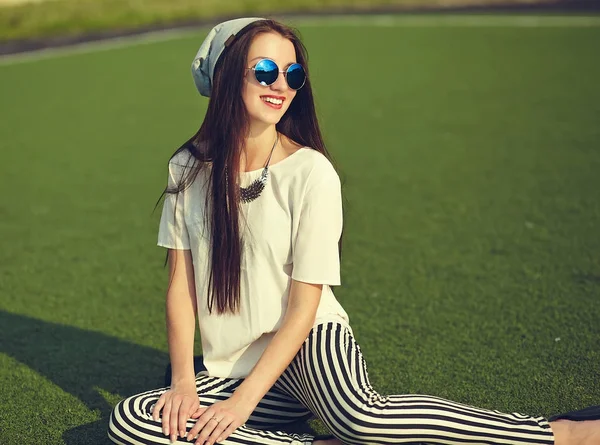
<box><xmin>165</xmin><ymin>248</ymin><xmax>198</xmax><ymax>385</ymax></box>
<box><xmin>186</xmin><ymin>278</ymin><xmax>322</xmax><ymax>445</ymax></box>
<box><xmin>235</xmin><ymin>278</ymin><xmax>322</xmax><ymax>405</ymax></box>
<box><xmin>152</xmin><ymin>248</ymin><xmax>200</xmax><ymax>443</ymax></box>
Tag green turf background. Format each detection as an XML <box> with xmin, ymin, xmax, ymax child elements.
<box><xmin>0</xmin><ymin>15</ymin><xmax>599</xmax><ymax>445</ymax></box>
<box><xmin>0</xmin><ymin>0</ymin><xmax>555</xmax><ymax>42</ymax></box>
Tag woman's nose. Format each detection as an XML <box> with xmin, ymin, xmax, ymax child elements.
<box><xmin>270</xmin><ymin>71</ymin><xmax>288</xmax><ymax>91</ymax></box>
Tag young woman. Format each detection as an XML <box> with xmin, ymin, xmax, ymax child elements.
<box><xmin>108</xmin><ymin>17</ymin><xmax>599</xmax><ymax>445</ymax></box>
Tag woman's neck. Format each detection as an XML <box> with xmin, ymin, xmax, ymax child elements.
<box><xmin>241</xmin><ymin>124</ymin><xmax>279</xmax><ymax>172</ymax></box>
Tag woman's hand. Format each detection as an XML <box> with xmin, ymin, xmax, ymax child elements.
<box><xmin>186</xmin><ymin>394</ymin><xmax>254</xmax><ymax>445</ymax></box>
<box><xmin>151</xmin><ymin>379</ymin><xmax>200</xmax><ymax>443</ymax></box>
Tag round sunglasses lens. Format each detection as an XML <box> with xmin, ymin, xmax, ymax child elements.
<box><xmin>286</xmin><ymin>64</ymin><xmax>306</xmax><ymax>90</ymax></box>
<box><xmin>254</xmin><ymin>59</ymin><xmax>278</xmax><ymax>86</ymax></box>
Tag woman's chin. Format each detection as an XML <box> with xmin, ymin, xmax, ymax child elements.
<box><xmin>250</xmin><ymin>113</ymin><xmax>283</xmax><ymax>127</ymax></box>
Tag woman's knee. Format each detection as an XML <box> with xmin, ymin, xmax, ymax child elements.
<box><xmin>108</xmin><ymin>393</ymin><xmax>161</xmax><ymax>444</ymax></box>
<box><xmin>108</xmin><ymin>398</ymin><xmax>129</xmax><ymax>443</ymax></box>
<box><xmin>321</xmin><ymin>405</ymin><xmax>386</xmax><ymax>444</ymax></box>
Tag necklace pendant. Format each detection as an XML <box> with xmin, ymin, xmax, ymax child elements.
<box><xmin>240</xmin><ymin>168</ymin><xmax>269</xmax><ymax>203</ymax></box>
<box><xmin>238</xmin><ymin>133</ymin><xmax>279</xmax><ymax>204</ymax></box>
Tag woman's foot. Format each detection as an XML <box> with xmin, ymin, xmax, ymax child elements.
<box><xmin>550</xmin><ymin>419</ymin><xmax>600</xmax><ymax>445</ymax></box>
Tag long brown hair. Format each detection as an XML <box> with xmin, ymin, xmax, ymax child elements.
<box><xmin>158</xmin><ymin>18</ymin><xmax>343</xmax><ymax>315</ymax></box>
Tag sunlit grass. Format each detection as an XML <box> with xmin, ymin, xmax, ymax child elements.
<box><xmin>0</xmin><ymin>17</ymin><xmax>598</xmax><ymax>445</ymax></box>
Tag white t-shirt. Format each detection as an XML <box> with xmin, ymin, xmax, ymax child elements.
<box><xmin>157</xmin><ymin>146</ymin><xmax>351</xmax><ymax>378</ymax></box>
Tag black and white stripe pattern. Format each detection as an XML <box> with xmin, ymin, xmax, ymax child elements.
<box><xmin>108</xmin><ymin>374</ymin><xmax>314</xmax><ymax>444</ymax></box>
<box><xmin>108</xmin><ymin>322</ymin><xmax>555</xmax><ymax>445</ymax></box>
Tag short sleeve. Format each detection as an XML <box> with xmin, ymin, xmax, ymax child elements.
<box><xmin>157</xmin><ymin>159</ymin><xmax>191</xmax><ymax>250</ymax></box>
<box><xmin>291</xmin><ymin>163</ymin><xmax>343</xmax><ymax>286</ymax></box>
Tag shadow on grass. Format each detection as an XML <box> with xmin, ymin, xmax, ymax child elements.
<box><xmin>0</xmin><ymin>309</ymin><xmax>314</xmax><ymax>444</ymax></box>
<box><xmin>0</xmin><ymin>309</ymin><xmax>168</xmax><ymax>443</ymax></box>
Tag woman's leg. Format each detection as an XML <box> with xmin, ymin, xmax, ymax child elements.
<box><xmin>274</xmin><ymin>322</ymin><xmax>555</xmax><ymax>445</ymax></box>
<box><xmin>108</xmin><ymin>373</ymin><xmax>316</xmax><ymax>444</ymax></box>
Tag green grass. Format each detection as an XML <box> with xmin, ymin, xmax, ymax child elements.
<box><xmin>1</xmin><ymin>14</ymin><xmax>600</xmax><ymax>445</ymax></box>
<box><xmin>0</xmin><ymin>0</ymin><xmax>559</xmax><ymax>42</ymax></box>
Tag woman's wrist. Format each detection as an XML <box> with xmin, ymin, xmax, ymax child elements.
<box><xmin>170</xmin><ymin>374</ymin><xmax>197</xmax><ymax>388</ymax></box>
<box><xmin>168</xmin><ymin>357</ymin><xmax>196</xmax><ymax>387</ymax></box>
<box><xmin>231</xmin><ymin>382</ymin><xmax>262</xmax><ymax>407</ymax></box>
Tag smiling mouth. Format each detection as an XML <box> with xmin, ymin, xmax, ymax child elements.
<box><xmin>261</xmin><ymin>96</ymin><xmax>284</xmax><ymax>106</ymax></box>
<box><xmin>260</xmin><ymin>96</ymin><xmax>284</xmax><ymax>110</ymax></box>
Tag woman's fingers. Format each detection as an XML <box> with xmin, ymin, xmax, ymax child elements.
<box><xmin>152</xmin><ymin>393</ymin><xmax>167</xmax><ymax>422</ymax></box>
<box><xmin>169</xmin><ymin>398</ymin><xmax>183</xmax><ymax>442</ymax></box>
<box><xmin>206</xmin><ymin>417</ymin><xmax>233</xmax><ymax>445</ymax></box>
<box><xmin>216</xmin><ymin>422</ymin><xmax>238</xmax><ymax>444</ymax></box>
<box><xmin>178</xmin><ymin>398</ymin><xmax>197</xmax><ymax>438</ymax></box>
<box><xmin>162</xmin><ymin>398</ymin><xmax>172</xmax><ymax>436</ymax></box>
<box><xmin>193</xmin><ymin>417</ymin><xmax>218</xmax><ymax>445</ymax></box>
<box><xmin>191</xmin><ymin>406</ymin><xmax>207</xmax><ymax>419</ymax></box>
<box><xmin>187</xmin><ymin>409</ymin><xmax>215</xmax><ymax>442</ymax></box>
<box><xmin>152</xmin><ymin>387</ymin><xmax>200</xmax><ymax>440</ymax></box>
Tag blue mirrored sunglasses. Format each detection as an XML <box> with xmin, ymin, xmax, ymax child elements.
<box><xmin>247</xmin><ymin>58</ymin><xmax>306</xmax><ymax>90</ymax></box>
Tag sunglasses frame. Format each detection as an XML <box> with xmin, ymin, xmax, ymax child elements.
<box><xmin>246</xmin><ymin>58</ymin><xmax>306</xmax><ymax>91</ymax></box>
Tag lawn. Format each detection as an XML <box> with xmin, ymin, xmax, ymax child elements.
<box><xmin>0</xmin><ymin>14</ymin><xmax>599</xmax><ymax>445</ymax></box>
<box><xmin>0</xmin><ymin>0</ymin><xmax>558</xmax><ymax>42</ymax></box>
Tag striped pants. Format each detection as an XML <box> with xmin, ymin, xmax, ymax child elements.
<box><xmin>108</xmin><ymin>322</ymin><xmax>555</xmax><ymax>445</ymax></box>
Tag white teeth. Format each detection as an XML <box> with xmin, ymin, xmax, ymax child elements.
<box><xmin>261</xmin><ymin>97</ymin><xmax>283</xmax><ymax>105</ymax></box>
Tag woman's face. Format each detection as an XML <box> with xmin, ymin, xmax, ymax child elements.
<box><xmin>242</xmin><ymin>32</ymin><xmax>298</xmax><ymax>128</ymax></box>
